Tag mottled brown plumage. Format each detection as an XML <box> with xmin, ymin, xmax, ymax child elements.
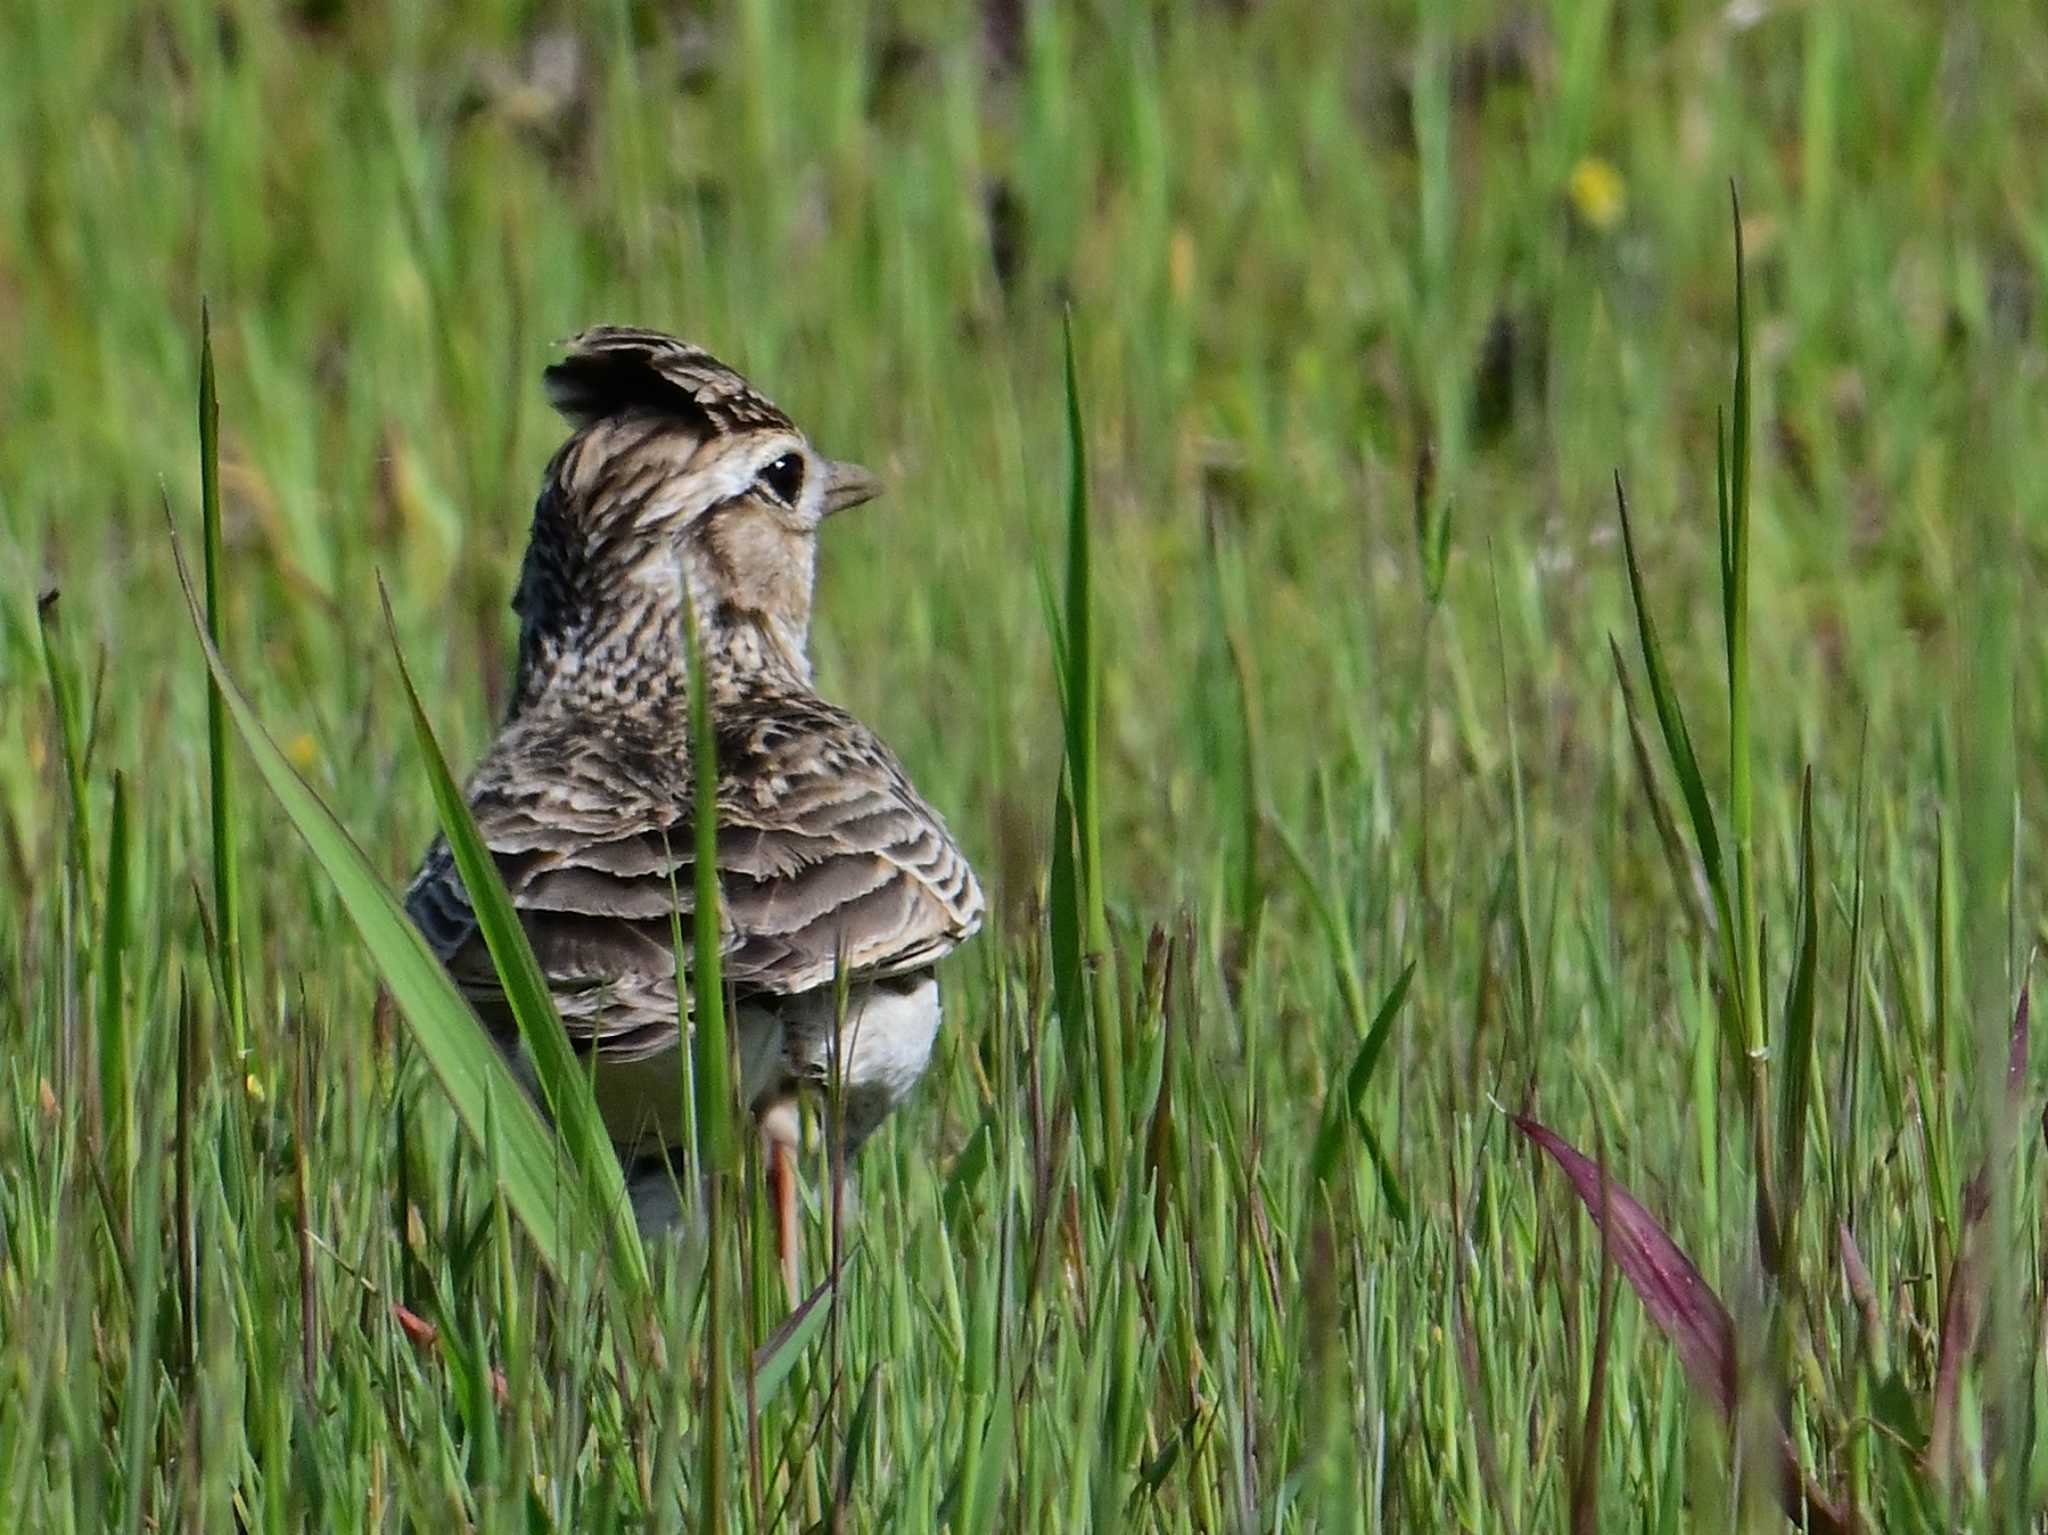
<box><xmin>405</xmin><ymin>328</ymin><xmax>982</xmax><ymax>1261</ymax></box>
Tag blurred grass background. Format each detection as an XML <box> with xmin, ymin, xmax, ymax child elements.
<box><xmin>5</xmin><ymin>0</ymin><xmax>2048</xmax><ymax>1528</ymax></box>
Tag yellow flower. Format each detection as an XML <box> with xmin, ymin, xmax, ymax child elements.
<box><xmin>286</xmin><ymin>731</ymin><xmax>317</xmax><ymax>769</ymax></box>
<box><xmin>1568</xmin><ymin>157</ymin><xmax>1626</xmax><ymax>231</ymax></box>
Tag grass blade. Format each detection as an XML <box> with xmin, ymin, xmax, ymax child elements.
<box><xmin>97</xmin><ymin>773</ymin><xmax>132</xmax><ymax>1178</ymax></box>
<box><xmin>750</xmin><ymin>1267</ymin><xmax>838</xmax><ymax>1408</ymax></box>
<box><xmin>680</xmin><ymin>584</ymin><xmax>734</xmax><ymax>1532</ymax></box>
<box><xmin>1608</xmin><ymin>636</ymin><xmax>1713</xmax><ymax>942</ymax></box>
<box><xmin>168</xmin><ymin>518</ymin><xmax>584</xmax><ymax>1283</ymax></box>
<box><xmin>1611</xmin><ymin>474</ymin><xmax>1733</xmax><ymax>956</ymax></box>
<box><xmin>377</xmin><ymin>584</ymin><xmax>649</xmax><ymax>1301</ymax></box>
<box><xmin>1720</xmin><ymin>180</ymin><xmax>1767</xmax><ymax>1134</ymax></box>
<box><xmin>35</xmin><ymin>593</ymin><xmax>91</xmax><ymax>876</ymax></box>
<box><xmin>1515</xmin><ymin>1115</ymin><xmax>1734</xmax><ymax>1414</ymax></box>
<box><xmin>1773</xmin><ymin>770</ymin><xmax>1819</xmax><ymax>1265</ymax></box>
<box><xmin>1310</xmin><ymin>962</ymin><xmax>1416</xmax><ymax>1187</ymax></box>
<box><xmin>1055</xmin><ymin>310</ymin><xmax>1121</xmax><ymax>1179</ymax></box>
<box><xmin>682</xmin><ymin>592</ymin><xmax>733</xmax><ymax>1175</ymax></box>
<box><xmin>198</xmin><ymin>304</ymin><xmax>248</xmax><ymax>1056</ymax></box>
<box><xmin>1513</xmin><ymin>1115</ymin><xmax>1861</xmax><ymax>1534</ymax></box>
<box><xmin>1048</xmin><ymin>770</ymin><xmax>1092</xmax><ymax>1148</ymax></box>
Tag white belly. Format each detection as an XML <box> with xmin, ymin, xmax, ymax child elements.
<box><xmin>781</xmin><ymin>972</ymin><xmax>944</xmax><ymax>1149</ymax></box>
<box><xmin>587</xmin><ymin>973</ymin><xmax>942</xmax><ymax>1157</ymax></box>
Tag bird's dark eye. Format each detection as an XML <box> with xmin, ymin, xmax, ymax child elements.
<box><xmin>758</xmin><ymin>452</ymin><xmax>805</xmax><ymax>503</ymax></box>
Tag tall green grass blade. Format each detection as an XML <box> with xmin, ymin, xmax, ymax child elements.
<box><xmin>1723</xmin><ymin>183</ymin><xmax>1764</xmax><ymax>1073</ymax></box>
<box><xmin>1609</xmin><ymin>636</ymin><xmax>1712</xmax><ymax>941</ymax></box>
<box><xmin>834</xmin><ymin>1362</ymin><xmax>882</xmax><ymax>1515</ymax></box>
<box><xmin>97</xmin><ymin>773</ymin><xmax>131</xmax><ymax>1177</ymax></box>
<box><xmin>198</xmin><ymin>303</ymin><xmax>247</xmax><ymax>1057</ymax></box>
<box><xmin>962</xmin><ymin>1383</ymin><xmax>1014</xmax><ymax>1533</ymax></box>
<box><xmin>750</xmin><ymin>1270</ymin><xmax>835</xmax><ymax>1409</ymax></box>
<box><xmin>1048</xmin><ymin>771</ymin><xmax>1094</xmax><ymax>1146</ymax></box>
<box><xmin>1610</xmin><ymin>474</ymin><xmax>1733</xmax><ymax>952</ymax></box>
<box><xmin>376</xmin><ymin>586</ymin><xmax>649</xmax><ymax>1301</ymax></box>
<box><xmin>35</xmin><ymin>593</ymin><xmax>91</xmax><ymax>877</ymax></box>
<box><xmin>1355</xmin><ymin>1120</ymin><xmax>1412</xmax><ymax>1226</ymax></box>
<box><xmin>1715</xmin><ymin>410</ymin><xmax>1733</xmax><ymax>678</ymax></box>
<box><xmin>1774</xmin><ymin>770</ymin><xmax>1819</xmax><ymax>1267</ymax></box>
<box><xmin>1268</xmin><ymin>817</ymin><xmax>1371</xmax><ymax>1043</ymax></box>
<box><xmin>168</xmin><ymin>522</ymin><xmax>583</xmax><ymax>1283</ymax></box>
<box><xmin>1038</xmin><ymin>540</ymin><xmax>1089</xmax><ymax>1139</ymax></box>
<box><xmin>681</xmin><ymin>584</ymin><xmax>733</xmax><ymax>1534</ymax></box>
<box><xmin>1490</xmin><ymin>551</ymin><xmax>1539</xmax><ymax>1029</ymax></box>
<box><xmin>1716</xmin><ymin>188</ymin><xmax>1778</xmax><ymax>1277</ymax></box>
<box><xmin>1310</xmin><ymin>962</ymin><xmax>1415</xmax><ymax>1186</ymax></box>
<box><xmin>682</xmin><ymin>594</ymin><xmax>733</xmax><ymax>1176</ymax></box>
<box><xmin>1056</xmin><ymin>311</ymin><xmax>1120</xmax><ymax>1181</ymax></box>
<box><xmin>116</xmin><ymin>1091</ymin><xmax>165</xmax><ymax>1535</ymax></box>
<box><xmin>662</xmin><ymin>854</ymin><xmax>700</xmax><ymax>1195</ymax></box>
<box><xmin>172</xmin><ymin>975</ymin><xmax>198</xmax><ymax>1377</ymax></box>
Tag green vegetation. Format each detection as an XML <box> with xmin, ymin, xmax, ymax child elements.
<box><xmin>5</xmin><ymin>1</ymin><xmax>2048</xmax><ymax>1527</ymax></box>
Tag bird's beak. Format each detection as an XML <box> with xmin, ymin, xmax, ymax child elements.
<box><xmin>822</xmin><ymin>459</ymin><xmax>882</xmax><ymax>516</ymax></box>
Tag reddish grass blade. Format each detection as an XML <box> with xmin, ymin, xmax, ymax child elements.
<box><xmin>1932</xmin><ymin>982</ymin><xmax>2030</xmax><ymax>1479</ymax></box>
<box><xmin>1514</xmin><ymin>1116</ymin><xmax>1734</xmax><ymax>1413</ymax></box>
<box><xmin>1927</xmin><ymin>1231</ymin><xmax>1980</xmax><ymax>1485</ymax></box>
<box><xmin>1960</xmin><ymin>983</ymin><xmax>2030</xmax><ymax>1225</ymax></box>
<box><xmin>1513</xmin><ymin>1115</ymin><xmax>1861</xmax><ymax>1534</ymax></box>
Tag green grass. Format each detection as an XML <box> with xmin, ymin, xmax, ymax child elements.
<box><xmin>5</xmin><ymin>0</ymin><xmax>2048</xmax><ymax>1528</ymax></box>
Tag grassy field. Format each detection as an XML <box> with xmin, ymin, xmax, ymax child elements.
<box><xmin>6</xmin><ymin>0</ymin><xmax>2048</xmax><ymax>1528</ymax></box>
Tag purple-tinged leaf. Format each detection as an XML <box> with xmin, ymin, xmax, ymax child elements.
<box><xmin>1926</xmin><ymin>1230</ymin><xmax>1981</xmax><ymax>1484</ymax></box>
<box><xmin>1514</xmin><ymin>1115</ymin><xmax>1734</xmax><ymax>1413</ymax></box>
<box><xmin>1928</xmin><ymin>984</ymin><xmax>2028</xmax><ymax>1482</ymax></box>
<box><xmin>1960</xmin><ymin>983</ymin><xmax>2032</xmax><ymax>1225</ymax></box>
<box><xmin>1513</xmin><ymin>1115</ymin><xmax>1864</xmax><ymax>1535</ymax></box>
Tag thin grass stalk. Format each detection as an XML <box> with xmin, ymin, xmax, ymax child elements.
<box><xmin>1610</xmin><ymin>474</ymin><xmax>1737</xmax><ymax>992</ymax></box>
<box><xmin>1773</xmin><ymin>772</ymin><xmax>1819</xmax><ymax>1273</ymax></box>
<box><xmin>116</xmin><ymin>1084</ymin><xmax>166</xmax><ymax>1535</ymax></box>
<box><xmin>1058</xmin><ymin>313</ymin><xmax>1120</xmax><ymax>1182</ymax></box>
<box><xmin>1488</xmin><ymin>551</ymin><xmax>1539</xmax><ymax>1034</ymax></box>
<box><xmin>173</xmin><ymin>974</ymin><xmax>198</xmax><ymax>1378</ymax></box>
<box><xmin>682</xmin><ymin>582</ymin><xmax>734</xmax><ymax>1530</ymax></box>
<box><xmin>35</xmin><ymin>594</ymin><xmax>91</xmax><ymax>879</ymax></box>
<box><xmin>198</xmin><ymin>304</ymin><xmax>247</xmax><ymax>1058</ymax></box>
<box><xmin>97</xmin><ymin>774</ymin><xmax>132</xmax><ymax>1181</ymax></box>
<box><xmin>1720</xmin><ymin>191</ymin><xmax>1773</xmax><ymax>1277</ymax></box>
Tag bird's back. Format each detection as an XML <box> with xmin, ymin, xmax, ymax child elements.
<box><xmin>404</xmin><ymin>687</ymin><xmax>982</xmax><ymax>1063</ymax></box>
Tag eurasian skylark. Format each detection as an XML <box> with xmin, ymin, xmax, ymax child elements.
<box><xmin>405</xmin><ymin>327</ymin><xmax>984</xmax><ymax>1289</ymax></box>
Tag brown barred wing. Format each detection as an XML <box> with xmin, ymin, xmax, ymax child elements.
<box><xmin>402</xmin><ymin>698</ymin><xmax>982</xmax><ymax>1057</ymax></box>
<box><xmin>710</xmin><ymin>695</ymin><xmax>984</xmax><ymax>994</ymax></box>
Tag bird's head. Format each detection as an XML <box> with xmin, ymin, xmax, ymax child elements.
<box><xmin>510</xmin><ymin>328</ymin><xmax>880</xmax><ymax>712</ymax></box>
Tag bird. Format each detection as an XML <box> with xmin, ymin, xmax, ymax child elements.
<box><xmin>403</xmin><ymin>326</ymin><xmax>984</xmax><ymax>1296</ymax></box>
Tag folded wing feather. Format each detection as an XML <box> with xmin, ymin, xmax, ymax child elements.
<box><xmin>403</xmin><ymin>692</ymin><xmax>982</xmax><ymax>1058</ymax></box>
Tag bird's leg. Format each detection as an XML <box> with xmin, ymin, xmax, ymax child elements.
<box><xmin>759</xmin><ymin>1097</ymin><xmax>802</xmax><ymax>1306</ymax></box>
